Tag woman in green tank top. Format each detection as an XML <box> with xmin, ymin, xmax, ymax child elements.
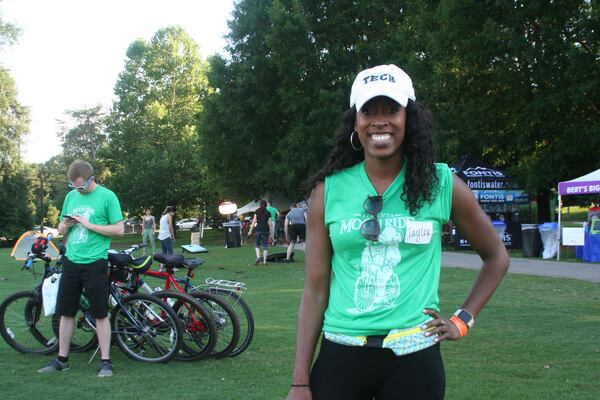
<box><xmin>287</xmin><ymin>65</ymin><xmax>509</xmax><ymax>400</ymax></box>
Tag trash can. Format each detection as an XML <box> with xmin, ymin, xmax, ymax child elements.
<box><xmin>521</xmin><ymin>224</ymin><xmax>542</xmax><ymax>257</ymax></box>
<box><xmin>492</xmin><ymin>221</ymin><xmax>507</xmax><ymax>242</ymax></box>
<box><xmin>538</xmin><ymin>222</ymin><xmax>558</xmax><ymax>259</ymax></box>
<box><xmin>222</xmin><ymin>221</ymin><xmax>241</xmax><ymax>248</ymax></box>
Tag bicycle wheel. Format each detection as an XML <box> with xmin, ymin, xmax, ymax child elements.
<box><xmin>111</xmin><ymin>292</ymin><xmax>182</xmax><ymax>363</ymax></box>
<box><xmin>51</xmin><ymin>311</ymin><xmax>98</xmax><ymax>353</ymax></box>
<box><xmin>151</xmin><ymin>291</ymin><xmax>217</xmax><ymax>361</ymax></box>
<box><xmin>205</xmin><ymin>288</ymin><xmax>254</xmax><ymax>357</ymax></box>
<box><xmin>0</xmin><ymin>290</ymin><xmax>58</xmax><ymax>354</ymax></box>
<box><xmin>189</xmin><ymin>291</ymin><xmax>240</xmax><ymax>358</ymax></box>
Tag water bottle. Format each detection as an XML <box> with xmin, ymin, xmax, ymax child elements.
<box><xmin>25</xmin><ymin>257</ymin><xmax>33</xmax><ymax>269</ymax></box>
<box><xmin>139</xmin><ymin>280</ymin><xmax>153</xmax><ymax>294</ymax></box>
<box><xmin>6</xmin><ymin>328</ymin><xmax>15</xmax><ymax>340</ymax></box>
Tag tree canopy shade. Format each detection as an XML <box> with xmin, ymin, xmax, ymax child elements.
<box><xmin>200</xmin><ymin>0</ymin><xmax>599</xmax><ymax>221</ymax></box>
<box><xmin>0</xmin><ymin>169</ymin><xmax>32</xmax><ymax>238</ymax></box>
<box><xmin>411</xmin><ymin>0</ymin><xmax>599</xmax><ymax>221</ymax></box>
<box><xmin>57</xmin><ymin>106</ymin><xmax>108</xmax><ymax>178</ymax></box>
<box><xmin>200</xmin><ymin>0</ymin><xmax>414</xmax><ymax>200</ymax></box>
<box><xmin>0</xmin><ymin>67</ymin><xmax>28</xmax><ymax>176</ymax></box>
<box><xmin>104</xmin><ymin>26</ymin><xmax>215</xmax><ymax>215</ymax></box>
<box><xmin>0</xmin><ymin>10</ymin><xmax>19</xmax><ymax>51</ymax></box>
<box><xmin>0</xmin><ymin>9</ymin><xmax>31</xmax><ymax>238</ymax></box>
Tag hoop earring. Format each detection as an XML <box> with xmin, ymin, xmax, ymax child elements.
<box><xmin>350</xmin><ymin>130</ymin><xmax>362</xmax><ymax>151</ymax></box>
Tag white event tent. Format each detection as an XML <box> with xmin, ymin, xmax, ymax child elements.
<box><xmin>557</xmin><ymin>168</ymin><xmax>600</xmax><ymax>260</ymax></box>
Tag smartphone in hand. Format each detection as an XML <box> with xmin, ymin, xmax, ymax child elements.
<box><xmin>64</xmin><ymin>214</ymin><xmax>76</xmax><ymax>221</ymax></box>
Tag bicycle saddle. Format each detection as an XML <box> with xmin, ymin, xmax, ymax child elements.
<box><xmin>108</xmin><ymin>253</ymin><xmax>131</xmax><ymax>268</ymax></box>
<box><xmin>153</xmin><ymin>253</ymin><xmax>185</xmax><ymax>267</ymax></box>
<box><xmin>182</xmin><ymin>258</ymin><xmax>205</xmax><ymax>270</ymax></box>
<box><xmin>129</xmin><ymin>255</ymin><xmax>153</xmax><ymax>274</ymax></box>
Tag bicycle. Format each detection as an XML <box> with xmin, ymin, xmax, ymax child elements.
<box><xmin>0</xmin><ymin>252</ymin><xmax>60</xmax><ymax>354</ymax></box>
<box><xmin>51</xmin><ymin>244</ymin><xmax>186</xmax><ymax>363</ymax></box>
<box><xmin>193</xmin><ymin>278</ymin><xmax>255</xmax><ymax>357</ymax></box>
<box><xmin>150</xmin><ymin>252</ymin><xmax>254</xmax><ymax>357</ymax></box>
<box><xmin>139</xmin><ymin>253</ymin><xmax>241</xmax><ymax>358</ymax></box>
<box><xmin>111</xmin><ymin>244</ymin><xmax>218</xmax><ymax>361</ymax></box>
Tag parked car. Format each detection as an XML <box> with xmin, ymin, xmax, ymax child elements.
<box><xmin>32</xmin><ymin>225</ymin><xmax>60</xmax><ymax>237</ymax></box>
<box><xmin>124</xmin><ymin>218</ymin><xmax>142</xmax><ymax>234</ymax></box>
<box><xmin>175</xmin><ymin>218</ymin><xmax>198</xmax><ymax>230</ymax></box>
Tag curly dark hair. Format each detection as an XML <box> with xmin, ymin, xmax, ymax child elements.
<box><xmin>306</xmin><ymin>99</ymin><xmax>438</xmax><ymax>215</ymax></box>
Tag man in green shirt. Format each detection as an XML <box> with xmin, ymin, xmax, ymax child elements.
<box><xmin>39</xmin><ymin>160</ymin><xmax>124</xmax><ymax>377</ymax></box>
<box><xmin>267</xmin><ymin>200</ymin><xmax>279</xmax><ymax>243</ymax></box>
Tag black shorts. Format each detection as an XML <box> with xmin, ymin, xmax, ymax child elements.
<box><xmin>56</xmin><ymin>257</ymin><xmax>110</xmax><ymax>319</ymax></box>
<box><xmin>288</xmin><ymin>224</ymin><xmax>306</xmax><ymax>242</ymax></box>
<box><xmin>310</xmin><ymin>339</ymin><xmax>445</xmax><ymax>400</ymax></box>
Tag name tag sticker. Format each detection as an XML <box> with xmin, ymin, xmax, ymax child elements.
<box><xmin>405</xmin><ymin>221</ymin><xmax>433</xmax><ymax>244</ymax></box>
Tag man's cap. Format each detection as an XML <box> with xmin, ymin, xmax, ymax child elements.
<box><xmin>350</xmin><ymin>64</ymin><xmax>416</xmax><ymax>111</ymax></box>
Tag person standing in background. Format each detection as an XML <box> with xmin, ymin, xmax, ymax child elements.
<box><xmin>267</xmin><ymin>200</ymin><xmax>280</xmax><ymax>244</ymax></box>
<box><xmin>142</xmin><ymin>208</ymin><xmax>156</xmax><ymax>255</ymax></box>
<box><xmin>284</xmin><ymin>203</ymin><xmax>307</xmax><ymax>262</ymax></box>
<box><xmin>197</xmin><ymin>213</ymin><xmax>206</xmax><ymax>239</ymax></box>
<box><xmin>247</xmin><ymin>200</ymin><xmax>272</xmax><ymax>265</ymax></box>
<box><xmin>158</xmin><ymin>206</ymin><xmax>176</xmax><ymax>255</ymax></box>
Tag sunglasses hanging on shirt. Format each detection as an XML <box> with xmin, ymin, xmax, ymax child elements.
<box><xmin>361</xmin><ymin>195</ymin><xmax>383</xmax><ymax>241</ymax></box>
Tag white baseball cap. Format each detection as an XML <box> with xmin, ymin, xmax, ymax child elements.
<box><xmin>349</xmin><ymin>64</ymin><xmax>416</xmax><ymax>111</ymax></box>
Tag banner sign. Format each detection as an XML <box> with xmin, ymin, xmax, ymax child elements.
<box><xmin>453</xmin><ymin>222</ymin><xmax>522</xmax><ymax>249</ymax></box>
<box><xmin>558</xmin><ymin>180</ymin><xmax>600</xmax><ymax>195</ymax></box>
<box><xmin>472</xmin><ymin>190</ymin><xmax>529</xmax><ymax>204</ymax></box>
<box><xmin>450</xmin><ymin>157</ymin><xmax>510</xmax><ymax>190</ymax></box>
<box><xmin>466</xmin><ymin>180</ymin><xmax>508</xmax><ymax>190</ymax></box>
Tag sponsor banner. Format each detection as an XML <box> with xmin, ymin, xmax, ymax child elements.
<box><xmin>472</xmin><ymin>190</ymin><xmax>529</xmax><ymax>204</ymax></box>
<box><xmin>453</xmin><ymin>222</ymin><xmax>522</xmax><ymax>249</ymax></box>
<box><xmin>467</xmin><ymin>180</ymin><xmax>507</xmax><ymax>190</ymax></box>
<box><xmin>558</xmin><ymin>180</ymin><xmax>600</xmax><ymax>195</ymax></box>
<box><xmin>460</xmin><ymin>166</ymin><xmax>507</xmax><ymax>179</ymax></box>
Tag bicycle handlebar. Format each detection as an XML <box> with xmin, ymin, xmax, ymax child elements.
<box><xmin>111</xmin><ymin>243</ymin><xmax>147</xmax><ymax>255</ymax></box>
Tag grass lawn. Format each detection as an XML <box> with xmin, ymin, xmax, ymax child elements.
<box><xmin>0</xmin><ymin>230</ymin><xmax>598</xmax><ymax>399</ymax></box>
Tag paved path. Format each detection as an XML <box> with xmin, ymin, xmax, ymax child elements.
<box><xmin>442</xmin><ymin>252</ymin><xmax>600</xmax><ymax>283</ymax></box>
<box><xmin>286</xmin><ymin>243</ymin><xmax>600</xmax><ymax>283</ymax></box>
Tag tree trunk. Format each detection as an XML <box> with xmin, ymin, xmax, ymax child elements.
<box><xmin>536</xmin><ymin>188</ymin><xmax>552</xmax><ymax>223</ymax></box>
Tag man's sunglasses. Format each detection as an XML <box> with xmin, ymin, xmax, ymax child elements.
<box><xmin>361</xmin><ymin>195</ymin><xmax>383</xmax><ymax>241</ymax></box>
<box><xmin>68</xmin><ymin>175</ymin><xmax>94</xmax><ymax>191</ymax></box>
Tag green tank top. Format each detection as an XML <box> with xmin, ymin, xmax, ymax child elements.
<box><xmin>61</xmin><ymin>185</ymin><xmax>123</xmax><ymax>264</ymax></box>
<box><xmin>323</xmin><ymin>161</ymin><xmax>453</xmax><ymax>336</ymax></box>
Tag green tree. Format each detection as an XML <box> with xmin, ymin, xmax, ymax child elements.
<box><xmin>201</xmin><ymin>0</ymin><xmax>412</xmax><ymax>200</ymax></box>
<box><xmin>0</xmin><ymin>9</ymin><xmax>31</xmax><ymax>238</ymax></box>
<box><xmin>0</xmin><ymin>169</ymin><xmax>33</xmax><ymax>238</ymax></box>
<box><xmin>204</xmin><ymin>0</ymin><xmax>598</xmax><ymax>223</ymax></box>
<box><xmin>0</xmin><ymin>10</ymin><xmax>27</xmax><ymax>175</ymax></box>
<box><xmin>56</xmin><ymin>105</ymin><xmax>108</xmax><ymax>178</ymax></box>
<box><xmin>0</xmin><ymin>68</ymin><xmax>28</xmax><ymax>176</ymax></box>
<box><xmin>0</xmin><ymin>9</ymin><xmax>19</xmax><ymax>51</ymax></box>
<box><xmin>104</xmin><ymin>26</ymin><xmax>213</xmax><ymax>214</ymax></box>
<box><xmin>45</xmin><ymin>203</ymin><xmax>60</xmax><ymax>227</ymax></box>
<box><xmin>409</xmin><ymin>0</ymin><xmax>600</xmax><ymax>221</ymax></box>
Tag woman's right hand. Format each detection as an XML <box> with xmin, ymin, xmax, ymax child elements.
<box><xmin>286</xmin><ymin>386</ymin><xmax>312</xmax><ymax>400</ymax></box>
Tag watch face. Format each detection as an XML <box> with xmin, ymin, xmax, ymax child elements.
<box><xmin>457</xmin><ymin>310</ymin><xmax>473</xmax><ymax>325</ymax></box>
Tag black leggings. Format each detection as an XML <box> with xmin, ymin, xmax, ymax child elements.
<box><xmin>310</xmin><ymin>338</ymin><xmax>445</xmax><ymax>400</ymax></box>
